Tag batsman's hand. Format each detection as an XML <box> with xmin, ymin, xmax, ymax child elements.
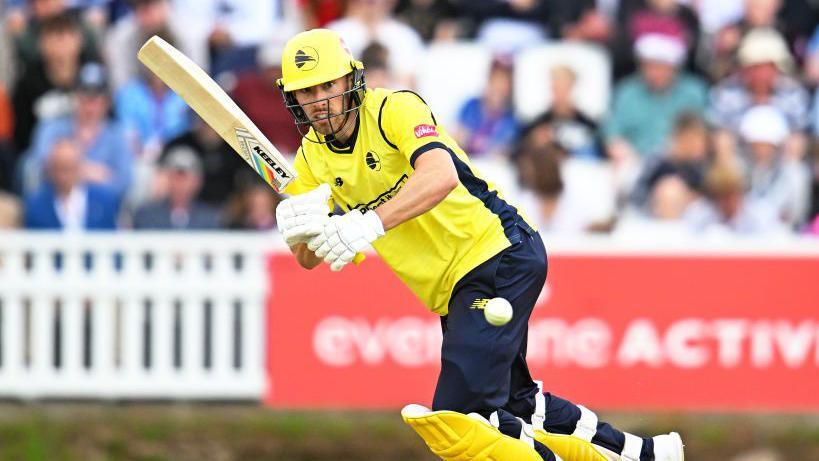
<box><xmin>276</xmin><ymin>183</ymin><xmax>332</xmax><ymax>247</ymax></box>
<box><xmin>308</xmin><ymin>210</ymin><xmax>384</xmax><ymax>272</ymax></box>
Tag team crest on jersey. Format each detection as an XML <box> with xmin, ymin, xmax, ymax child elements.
<box><xmin>365</xmin><ymin>151</ymin><xmax>382</xmax><ymax>171</ymax></box>
<box><xmin>295</xmin><ymin>47</ymin><xmax>319</xmax><ymax>71</ymax></box>
<box><xmin>414</xmin><ymin>124</ymin><xmax>438</xmax><ymax>139</ymax></box>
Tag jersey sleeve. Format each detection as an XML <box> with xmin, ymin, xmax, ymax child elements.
<box><xmin>380</xmin><ymin>91</ymin><xmax>454</xmax><ymax>167</ymax></box>
<box><xmin>283</xmin><ymin>146</ymin><xmax>320</xmax><ymax>195</ymax></box>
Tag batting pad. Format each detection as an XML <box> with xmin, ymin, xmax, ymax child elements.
<box><xmin>533</xmin><ymin>430</ymin><xmax>618</xmax><ymax>461</ymax></box>
<box><xmin>401</xmin><ymin>404</ymin><xmax>543</xmax><ymax>461</ymax></box>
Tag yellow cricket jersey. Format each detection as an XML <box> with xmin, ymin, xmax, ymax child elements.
<box><xmin>285</xmin><ymin>88</ymin><xmax>534</xmax><ymax>314</ymax></box>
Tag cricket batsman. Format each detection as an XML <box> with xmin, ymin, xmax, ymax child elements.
<box><xmin>274</xmin><ymin>29</ymin><xmax>684</xmax><ymax>461</ymax></box>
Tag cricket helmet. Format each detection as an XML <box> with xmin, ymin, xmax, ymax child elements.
<box><xmin>277</xmin><ymin>29</ymin><xmax>366</xmax><ymax>142</ymax></box>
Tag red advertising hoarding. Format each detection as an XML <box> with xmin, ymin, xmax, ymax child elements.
<box><xmin>266</xmin><ymin>251</ymin><xmax>819</xmax><ymax>411</ymax></box>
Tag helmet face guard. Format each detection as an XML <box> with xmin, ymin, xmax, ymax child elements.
<box><xmin>279</xmin><ymin>67</ymin><xmax>366</xmax><ymax>144</ymax></box>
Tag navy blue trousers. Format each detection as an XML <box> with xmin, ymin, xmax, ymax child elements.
<box><xmin>432</xmin><ymin>225</ymin><xmax>654</xmax><ymax>460</ymax></box>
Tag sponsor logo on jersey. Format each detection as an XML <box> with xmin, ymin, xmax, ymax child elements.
<box><xmin>295</xmin><ymin>47</ymin><xmax>319</xmax><ymax>71</ymax></box>
<box><xmin>365</xmin><ymin>151</ymin><xmax>382</xmax><ymax>171</ymax></box>
<box><xmin>350</xmin><ymin>174</ymin><xmax>408</xmax><ymax>212</ymax></box>
<box><xmin>413</xmin><ymin>124</ymin><xmax>438</xmax><ymax>139</ymax></box>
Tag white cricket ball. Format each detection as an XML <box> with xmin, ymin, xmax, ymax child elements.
<box><xmin>484</xmin><ymin>297</ymin><xmax>513</xmax><ymax>326</ymax></box>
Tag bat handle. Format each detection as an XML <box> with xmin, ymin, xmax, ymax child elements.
<box><xmin>353</xmin><ymin>253</ymin><xmax>366</xmax><ymax>265</ymax></box>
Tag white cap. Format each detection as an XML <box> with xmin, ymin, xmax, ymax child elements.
<box><xmin>738</xmin><ymin>27</ymin><xmax>793</xmax><ymax>72</ymax></box>
<box><xmin>738</xmin><ymin>105</ymin><xmax>789</xmax><ymax>145</ymax></box>
<box><xmin>635</xmin><ymin>33</ymin><xmax>686</xmax><ymax>66</ymax></box>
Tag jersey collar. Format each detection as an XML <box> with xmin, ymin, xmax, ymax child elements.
<box><xmin>327</xmin><ymin>115</ymin><xmax>360</xmax><ymax>154</ymax></box>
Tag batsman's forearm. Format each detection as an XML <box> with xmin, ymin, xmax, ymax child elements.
<box><xmin>292</xmin><ymin>243</ymin><xmax>323</xmax><ymax>269</ymax></box>
<box><xmin>375</xmin><ymin>148</ymin><xmax>458</xmax><ymax>231</ymax></box>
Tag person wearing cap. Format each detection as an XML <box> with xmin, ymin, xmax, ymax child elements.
<box><xmin>273</xmin><ymin>28</ymin><xmax>684</xmax><ymax>461</ymax></box>
<box><xmin>709</xmin><ymin>28</ymin><xmax>810</xmax><ymax>161</ymax></box>
<box><xmin>132</xmin><ymin>145</ymin><xmax>220</xmax><ymax>230</ymax></box>
<box><xmin>739</xmin><ymin>105</ymin><xmax>810</xmax><ymax>228</ymax></box>
<box><xmin>22</xmin><ymin>62</ymin><xmax>133</xmax><ymax>199</ymax></box>
<box><xmin>603</xmin><ymin>33</ymin><xmax>708</xmax><ymax>166</ymax></box>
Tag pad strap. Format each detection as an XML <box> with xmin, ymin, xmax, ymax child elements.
<box><xmin>532</xmin><ymin>380</ymin><xmax>546</xmax><ymax>431</ymax></box>
<box><xmin>572</xmin><ymin>405</ymin><xmax>598</xmax><ymax>442</ymax></box>
<box><xmin>621</xmin><ymin>432</ymin><xmax>643</xmax><ymax>461</ymax></box>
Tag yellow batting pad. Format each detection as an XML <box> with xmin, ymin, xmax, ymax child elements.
<box><xmin>401</xmin><ymin>404</ymin><xmax>543</xmax><ymax>461</ymax></box>
<box><xmin>533</xmin><ymin>430</ymin><xmax>617</xmax><ymax>461</ymax></box>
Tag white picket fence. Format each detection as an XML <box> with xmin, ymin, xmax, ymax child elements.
<box><xmin>0</xmin><ymin>231</ymin><xmax>273</xmax><ymax>400</ymax></box>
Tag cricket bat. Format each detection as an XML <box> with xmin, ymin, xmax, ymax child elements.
<box><xmin>137</xmin><ymin>35</ymin><xmax>365</xmax><ymax>264</ymax></box>
<box><xmin>137</xmin><ymin>35</ymin><xmax>295</xmax><ymax>192</ymax></box>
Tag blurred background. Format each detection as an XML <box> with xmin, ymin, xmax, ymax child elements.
<box><xmin>1</xmin><ymin>0</ymin><xmax>819</xmax><ymax>460</ymax></box>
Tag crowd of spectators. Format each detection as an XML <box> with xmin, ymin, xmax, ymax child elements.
<box><xmin>1</xmin><ymin>0</ymin><xmax>818</xmax><ymax>239</ymax></box>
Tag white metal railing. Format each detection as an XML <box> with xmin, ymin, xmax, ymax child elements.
<box><xmin>0</xmin><ymin>231</ymin><xmax>273</xmax><ymax>400</ymax></box>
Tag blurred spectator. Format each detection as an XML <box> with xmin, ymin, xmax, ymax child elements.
<box><xmin>12</xmin><ymin>13</ymin><xmax>84</xmax><ymax>154</ymax></box>
<box><xmin>24</xmin><ymin>138</ymin><xmax>120</xmax><ymax>230</ymax></box>
<box><xmin>803</xmin><ymin>25</ymin><xmax>819</xmax><ymax>87</ymax></box>
<box><xmin>552</xmin><ymin>0</ymin><xmax>611</xmax><ymax>43</ymax></box>
<box><xmin>0</xmin><ymin>12</ymin><xmax>15</xmax><ymax>89</ymax></box>
<box><xmin>104</xmin><ymin>0</ymin><xmax>205</xmax><ymax>92</ymax></box>
<box><xmin>689</xmin><ymin>0</ymin><xmax>744</xmax><ymax>35</ymax></box>
<box><xmin>516</xmin><ymin>141</ymin><xmax>615</xmax><ymax>233</ymax></box>
<box><xmin>162</xmin><ymin>117</ymin><xmax>249</xmax><ymax>208</ymax></box>
<box><xmin>520</xmin><ymin>65</ymin><xmax>604</xmax><ymax>161</ymax></box>
<box><xmin>230</xmin><ymin>41</ymin><xmax>302</xmax><ymax>156</ymax></box>
<box><xmin>710</xmin><ymin>0</ymin><xmax>817</xmax><ymax>79</ymax></box>
<box><xmin>358</xmin><ymin>41</ymin><xmax>394</xmax><ymax>89</ymax></box>
<box><xmin>394</xmin><ymin>0</ymin><xmax>459</xmax><ymax>43</ymax></box>
<box><xmin>170</xmin><ymin>0</ymin><xmax>302</xmax><ymax>70</ymax></box>
<box><xmin>687</xmin><ymin>161</ymin><xmax>786</xmax><ymax>236</ymax></box>
<box><xmin>709</xmin><ymin>28</ymin><xmax>809</xmax><ymax>163</ymax></box>
<box><xmin>466</xmin><ymin>0</ymin><xmax>550</xmax><ymax>54</ymax></box>
<box><xmin>0</xmin><ymin>85</ymin><xmax>14</xmax><ymax>192</ymax></box>
<box><xmin>611</xmin><ymin>0</ymin><xmax>701</xmax><ymax>79</ymax></box>
<box><xmin>114</xmin><ymin>30</ymin><xmax>190</xmax><ymax>159</ymax></box>
<box><xmin>807</xmin><ymin>146</ymin><xmax>819</xmax><ymax>236</ymax></box>
<box><xmin>630</xmin><ymin>112</ymin><xmax>708</xmax><ymax>209</ymax></box>
<box><xmin>738</xmin><ymin>105</ymin><xmax>810</xmax><ymax>229</ymax></box>
<box><xmin>6</xmin><ymin>0</ymin><xmax>111</xmax><ymax>32</ymax></box>
<box><xmin>299</xmin><ymin>0</ymin><xmax>346</xmax><ymax>29</ymax></box>
<box><xmin>23</xmin><ymin>62</ymin><xmax>133</xmax><ymax>198</ymax></box>
<box><xmin>9</xmin><ymin>0</ymin><xmax>100</xmax><ymax>72</ymax></box>
<box><xmin>604</xmin><ymin>34</ymin><xmax>708</xmax><ymax>162</ymax></box>
<box><xmin>0</xmin><ymin>192</ymin><xmax>22</xmax><ymax>228</ymax></box>
<box><xmin>614</xmin><ymin>175</ymin><xmax>698</xmax><ymax>239</ymax></box>
<box><xmin>133</xmin><ymin>146</ymin><xmax>220</xmax><ymax>230</ymax></box>
<box><xmin>223</xmin><ymin>181</ymin><xmax>281</xmax><ymax>230</ymax></box>
<box><xmin>329</xmin><ymin>0</ymin><xmax>424</xmax><ymax>88</ymax></box>
<box><xmin>453</xmin><ymin>57</ymin><xmax>517</xmax><ymax>158</ymax></box>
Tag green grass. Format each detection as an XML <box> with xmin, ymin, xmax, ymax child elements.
<box><xmin>0</xmin><ymin>404</ymin><xmax>816</xmax><ymax>460</ymax></box>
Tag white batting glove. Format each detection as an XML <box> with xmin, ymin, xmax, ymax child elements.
<box><xmin>307</xmin><ymin>210</ymin><xmax>384</xmax><ymax>271</ymax></box>
<box><xmin>276</xmin><ymin>184</ymin><xmax>332</xmax><ymax>247</ymax></box>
